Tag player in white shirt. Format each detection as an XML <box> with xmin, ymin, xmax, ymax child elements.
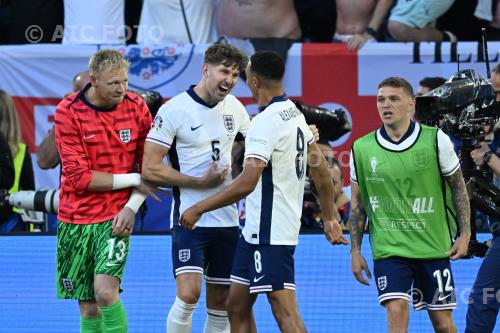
<box><xmin>180</xmin><ymin>51</ymin><xmax>348</xmax><ymax>333</ymax></box>
<box><xmin>142</xmin><ymin>44</ymin><xmax>249</xmax><ymax>333</ymax></box>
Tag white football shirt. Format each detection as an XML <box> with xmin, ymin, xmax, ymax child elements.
<box><xmin>146</xmin><ymin>86</ymin><xmax>250</xmax><ymax>228</ymax></box>
<box><xmin>242</xmin><ymin>95</ymin><xmax>314</xmax><ymax>246</ymax></box>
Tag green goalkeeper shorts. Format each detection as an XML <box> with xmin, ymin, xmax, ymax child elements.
<box><xmin>56</xmin><ymin>220</ymin><xmax>130</xmax><ymax>300</ymax></box>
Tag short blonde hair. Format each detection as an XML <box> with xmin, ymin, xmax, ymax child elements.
<box><xmin>0</xmin><ymin>90</ymin><xmax>23</xmax><ymax>157</ymax></box>
<box><xmin>88</xmin><ymin>49</ymin><xmax>129</xmax><ymax>75</ymax></box>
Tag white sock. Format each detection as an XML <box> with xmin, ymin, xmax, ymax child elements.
<box><xmin>166</xmin><ymin>297</ymin><xmax>197</xmax><ymax>333</ymax></box>
<box><xmin>203</xmin><ymin>308</ymin><xmax>230</xmax><ymax>333</ymax></box>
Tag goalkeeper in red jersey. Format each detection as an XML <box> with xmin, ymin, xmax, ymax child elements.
<box><xmin>54</xmin><ymin>49</ymin><xmax>158</xmax><ymax>333</ymax></box>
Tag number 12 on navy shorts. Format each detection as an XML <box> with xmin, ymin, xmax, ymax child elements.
<box><xmin>374</xmin><ymin>257</ymin><xmax>456</xmax><ymax>311</ymax></box>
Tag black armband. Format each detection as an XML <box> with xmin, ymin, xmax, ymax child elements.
<box><xmin>365</xmin><ymin>27</ymin><xmax>378</xmax><ymax>40</ymax></box>
<box><xmin>483</xmin><ymin>150</ymin><xmax>494</xmax><ymax>164</ymax></box>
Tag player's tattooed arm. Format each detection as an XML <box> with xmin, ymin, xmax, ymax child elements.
<box><xmin>445</xmin><ymin>169</ymin><xmax>471</xmax><ymax>235</ymax></box>
<box><xmin>445</xmin><ymin>169</ymin><xmax>471</xmax><ymax>260</ymax></box>
<box><xmin>348</xmin><ymin>182</ymin><xmax>367</xmax><ymax>253</ymax></box>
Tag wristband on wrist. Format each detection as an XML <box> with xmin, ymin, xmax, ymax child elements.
<box><xmin>365</xmin><ymin>27</ymin><xmax>378</xmax><ymax>40</ymax></box>
<box><xmin>112</xmin><ymin>173</ymin><xmax>141</xmax><ymax>190</ymax></box>
<box><xmin>124</xmin><ymin>189</ymin><xmax>147</xmax><ymax>213</ymax></box>
<box><xmin>483</xmin><ymin>150</ymin><xmax>494</xmax><ymax>164</ymax></box>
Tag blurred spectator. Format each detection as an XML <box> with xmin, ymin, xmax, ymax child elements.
<box><xmin>474</xmin><ymin>0</ymin><xmax>500</xmax><ymax>39</ymax></box>
<box><xmin>388</xmin><ymin>0</ymin><xmax>457</xmax><ymax>42</ymax></box>
<box><xmin>334</xmin><ymin>0</ymin><xmax>394</xmax><ymax>50</ymax></box>
<box><xmin>437</xmin><ymin>1</ymin><xmax>479</xmax><ymax>41</ymax></box>
<box><xmin>0</xmin><ymin>90</ymin><xmax>35</xmax><ymax>232</ymax></box>
<box><xmin>330</xmin><ymin>157</ymin><xmax>350</xmax><ymax>229</ymax></box>
<box><xmin>216</xmin><ymin>0</ymin><xmax>301</xmax><ymax>64</ymax></box>
<box><xmin>301</xmin><ymin>143</ymin><xmax>350</xmax><ymax>231</ymax></box>
<box><xmin>71</xmin><ymin>71</ymin><xmax>91</xmax><ymax>92</ymax></box>
<box><xmin>37</xmin><ymin>71</ymin><xmax>90</xmax><ymax>170</ymax></box>
<box><xmin>125</xmin><ymin>0</ymin><xmax>143</xmax><ymax>44</ymax></box>
<box><xmin>294</xmin><ymin>0</ymin><xmax>336</xmax><ymax>42</ymax></box>
<box><xmin>0</xmin><ymin>0</ymin><xmax>11</xmax><ymax>45</ymax></box>
<box><xmin>137</xmin><ymin>0</ymin><xmax>218</xmax><ymax>45</ymax></box>
<box><xmin>0</xmin><ymin>132</ymin><xmax>14</xmax><ymax>223</ymax></box>
<box><xmin>415</xmin><ymin>76</ymin><xmax>447</xmax><ymax>97</ymax></box>
<box><xmin>62</xmin><ymin>0</ymin><xmax>125</xmax><ymax>44</ymax></box>
<box><xmin>9</xmin><ymin>0</ymin><xmax>63</xmax><ymax>44</ymax></box>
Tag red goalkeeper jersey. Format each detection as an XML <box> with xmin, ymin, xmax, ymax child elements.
<box><xmin>54</xmin><ymin>86</ymin><xmax>152</xmax><ymax>224</ymax></box>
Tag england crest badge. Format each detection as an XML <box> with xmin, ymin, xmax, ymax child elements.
<box><xmin>119</xmin><ymin>129</ymin><xmax>131</xmax><ymax>143</ymax></box>
<box><xmin>179</xmin><ymin>249</ymin><xmax>190</xmax><ymax>262</ymax></box>
<box><xmin>223</xmin><ymin>115</ymin><xmax>234</xmax><ymax>133</ymax></box>
<box><xmin>377</xmin><ymin>276</ymin><xmax>387</xmax><ymax>291</ymax></box>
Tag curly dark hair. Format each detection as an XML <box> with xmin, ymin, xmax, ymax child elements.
<box><xmin>204</xmin><ymin>44</ymin><xmax>248</xmax><ymax>73</ymax></box>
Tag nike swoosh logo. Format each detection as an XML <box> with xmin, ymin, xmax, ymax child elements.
<box><xmin>106</xmin><ymin>262</ymin><xmax>120</xmax><ymax>267</ymax></box>
<box><xmin>84</xmin><ymin>134</ymin><xmax>95</xmax><ymax>139</ymax></box>
<box><xmin>438</xmin><ymin>294</ymin><xmax>451</xmax><ymax>301</ymax></box>
<box><xmin>190</xmin><ymin>124</ymin><xmax>203</xmax><ymax>131</ymax></box>
<box><xmin>253</xmin><ymin>275</ymin><xmax>265</xmax><ymax>283</ymax></box>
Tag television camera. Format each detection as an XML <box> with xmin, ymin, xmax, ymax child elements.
<box><xmin>415</xmin><ymin>68</ymin><xmax>500</xmax><ymax>258</ymax></box>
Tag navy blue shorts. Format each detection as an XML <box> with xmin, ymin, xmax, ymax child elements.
<box><xmin>171</xmin><ymin>226</ymin><xmax>239</xmax><ymax>284</ymax></box>
<box><xmin>374</xmin><ymin>257</ymin><xmax>456</xmax><ymax>311</ymax></box>
<box><xmin>230</xmin><ymin>236</ymin><xmax>296</xmax><ymax>294</ymax></box>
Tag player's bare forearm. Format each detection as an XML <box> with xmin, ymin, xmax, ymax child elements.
<box><xmin>348</xmin><ymin>183</ymin><xmax>367</xmax><ymax>252</ymax></box>
<box><xmin>196</xmin><ymin>160</ymin><xmax>264</xmax><ymax>214</ymax></box>
<box><xmin>196</xmin><ymin>177</ymin><xmax>253</xmax><ymax>214</ymax></box>
<box><xmin>87</xmin><ymin>171</ymin><xmax>114</xmax><ymax>191</ymax></box>
<box><xmin>349</xmin><ymin>205</ymin><xmax>366</xmax><ymax>252</ymax></box>
<box><xmin>308</xmin><ymin>143</ymin><xmax>339</xmax><ymax>221</ymax></box>
<box><xmin>445</xmin><ymin>169</ymin><xmax>471</xmax><ymax>235</ymax></box>
<box><xmin>142</xmin><ymin>162</ymin><xmax>204</xmax><ymax>188</ymax></box>
<box><xmin>142</xmin><ymin>141</ymin><xmax>209</xmax><ymax>188</ymax></box>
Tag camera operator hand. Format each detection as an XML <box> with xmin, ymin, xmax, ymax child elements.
<box><xmin>470</xmin><ymin>142</ymin><xmax>500</xmax><ymax>177</ymax></box>
<box><xmin>470</xmin><ymin>142</ymin><xmax>492</xmax><ymax>166</ymax></box>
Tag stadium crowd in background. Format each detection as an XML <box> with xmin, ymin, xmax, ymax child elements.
<box><xmin>0</xmin><ymin>1</ymin><xmax>499</xmax><ymax>45</ymax></box>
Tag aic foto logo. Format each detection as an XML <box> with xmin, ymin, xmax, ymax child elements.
<box><xmin>122</xmin><ymin>45</ymin><xmax>195</xmax><ymax>90</ymax></box>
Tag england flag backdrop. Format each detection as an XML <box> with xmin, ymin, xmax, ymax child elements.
<box><xmin>0</xmin><ymin>42</ymin><xmax>498</xmax><ymax>192</ymax></box>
